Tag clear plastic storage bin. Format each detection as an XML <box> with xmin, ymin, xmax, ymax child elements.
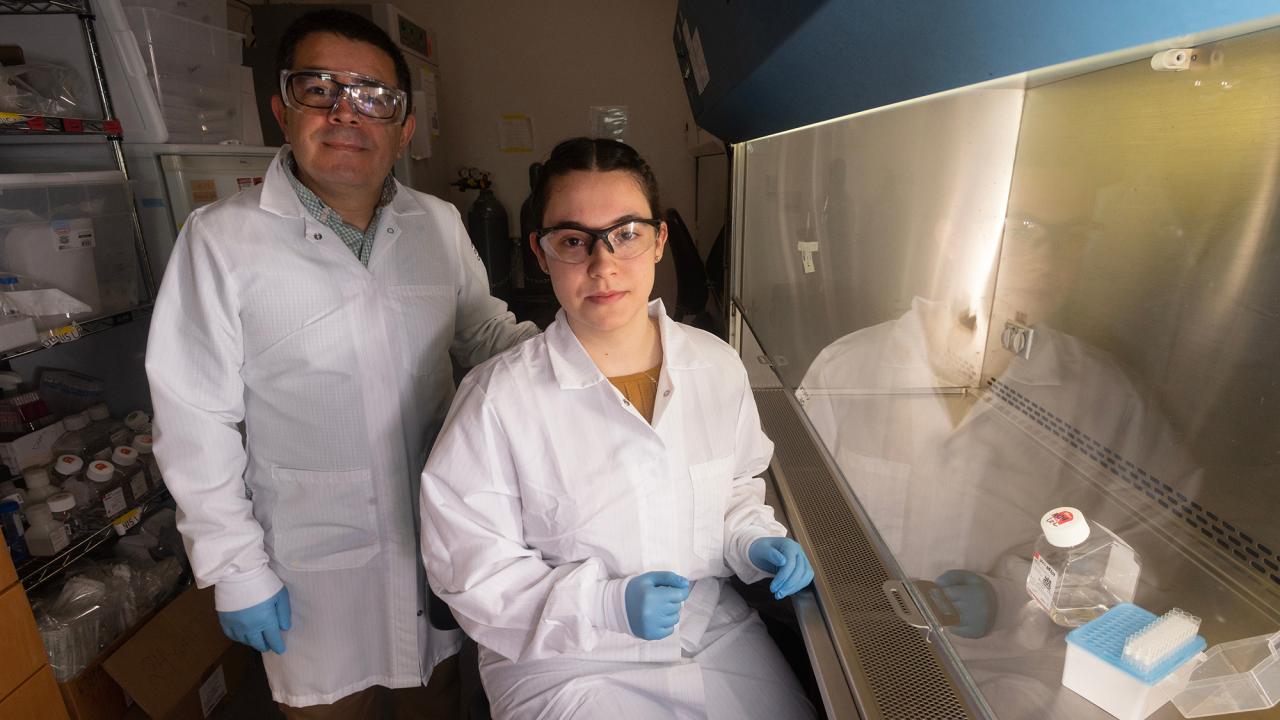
<box><xmin>0</xmin><ymin>171</ymin><xmax>142</xmax><ymax>319</ymax></box>
<box><xmin>121</xmin><ymin>0</ymin><xmax>226</xmax><ymax>29</ymax></box>
<box><xmin>124</xmin><ymin>6</ymin><xmax>244</xmax><ymax>143</ymax></box>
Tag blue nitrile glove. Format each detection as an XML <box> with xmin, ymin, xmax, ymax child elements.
<box><xmin>218</xmin><ymin>587</ymin><xmax>292</xmax><ymax>654</ymax></box>
<box><xmin>936</xmin><ymin>569</ymin><xmax>997</xmax><ymax>639</ymax></box>
<box><xmin>625</xmin><ymin>571</ymin><xmax>691</xmax><ymax>640</ymax></box>
<box><xmin>749</xmin><ymin>537</ymin><xmax>814</xmax><ymax>599</ymax></box>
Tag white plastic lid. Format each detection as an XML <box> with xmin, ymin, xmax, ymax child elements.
<box><xmin>25</xmin><ymin>502</ymin><xmax>53</xmax><ymax>526</ymax></box>
<box><xmin>63</xmin><ymin>412</ymin><xmax>90</xmax><ymax>431</ymax></box>
<box><xmin>111</xmin><ymin>446</ymin><xmax>138</xmax><ymax>466</ymax></box>
<box><xmin>87</xmin><ymin>460</ymin><xmax>116</xmax><ymax>483</ymax></box>
<box><xmin>47</xmin><ymin>492</ymin><xmax>75</xmax><ymax>512</ymax></box>
<box><xmin>87</xmin><ymin>403</ymin><xmax>111</xmax><ymax>421</ymax></box>
<box><xmin>54</xmin><ymin>454</ymin><xmax>84</xmax><ymax>476</ymax></box>
<box><xmin>1041</xmin><ymin>507</ymin><xmax>1091</xmax><ymax>548</ymax></box>
<box><xmin>125</xmin><ymin>410</ymin><xmax>150</xmax><ymax>431</ymax></box>
<box><xmin>132</xmin><ymin>434</ymin><xmax>153</xmax><ymax>454</ymax></box>
<box><xmin>23</xmin><ymin>467</ymin><xmax>51</xmax><ymax>488</ymax></box>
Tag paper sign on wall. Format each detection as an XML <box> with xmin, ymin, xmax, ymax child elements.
<box><xmin>498</xmin><ymin>114</ymin><xmax>534</xmax><ymax>153</ymax></box>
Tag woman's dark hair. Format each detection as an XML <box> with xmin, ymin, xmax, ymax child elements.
<box><xmin>530</xmin><ymin>138</ymin><xmax>661</xmax><ymax>228</ymax></box>
<box><xmin>275</xmin><ymin>9</ymin><xmax>414</xmax><ymax>119</ymax></box>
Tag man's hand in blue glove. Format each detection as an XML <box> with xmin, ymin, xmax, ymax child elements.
<box><xmin>935</xmin><ymin>569</ymin><xmax>997</xmax><ymax>639</ymax></box>
<box><xmin>749</xmin><ymin>537</ymin><xmax>814</xmax><ymax>599</ymax></box>
<box><xmin>625</xmin><ymin>571</ymin><xmax>691</xmax><ymax>640</ymax></box>
<box><xmin>217</xmin><ymin>587</ymin><xmax>292</xmax><ymax>654</ymax></box>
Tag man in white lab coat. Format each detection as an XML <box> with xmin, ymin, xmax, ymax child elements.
<box><xmin>145</xmin><ymin>9</ymin><xmax>537</xmax><ymax>718</ymax></box>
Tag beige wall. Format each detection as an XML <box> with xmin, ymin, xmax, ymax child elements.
<box><xmin>233</xmin><ymin>0</ymin><xmax>698</xmax><ymax>307</ymax></box>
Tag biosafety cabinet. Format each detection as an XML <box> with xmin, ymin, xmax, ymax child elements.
<box><xmin>689</xmin><ymin>5</ymin><xmax>1280</xmax><ymax>720</ymax></box>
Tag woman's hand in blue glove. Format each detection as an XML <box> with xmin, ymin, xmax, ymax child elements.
<box><xmin>749</xmin><ymin>537</ymin><xmax>814</xmax><ymax>599</ymax></box>
<box><xmin>217</xmin><ymin>587</ymin><xmax>292</xmax><ymax>654</ymax></box>
<box><xmin>625</xmin><ymin>571</ymin><xmax>691</xmax><ymax>640</ymax></box>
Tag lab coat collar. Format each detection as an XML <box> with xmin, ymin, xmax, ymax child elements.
<box><xmin>546</xmin><ymin>299</ymin><xmax>708</xmax><ymax>390</ymax></box>
<box><xmin>258</xmin><ymin>145</ymin><xmax>426</xmax><ymax>227</ymax></box>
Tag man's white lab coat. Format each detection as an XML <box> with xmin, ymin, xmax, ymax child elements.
<box><xmin>146</xmin><ymin>148</ymin><xmax>536</xmax><ymax>707</ymax></box>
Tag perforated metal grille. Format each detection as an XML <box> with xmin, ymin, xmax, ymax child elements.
<box><xmin>756</xmin><ymin>388</ymin><xmax>974</xmax><ymax>720</ymax></box>
<box><xmin>990</xmin><ymin>379</ymin><xmax>1280</xmax><ymax>589</ymax></box>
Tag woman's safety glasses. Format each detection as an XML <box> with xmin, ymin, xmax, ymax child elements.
<box><xmin>279</xmin><ymin>69</ymin><xmax>408</xmax><ymax>124</ymax></box>
<box><xmin>536</xmin><ymin>219</ymin><xmax>662</xmax><ymax>264</ymax></box>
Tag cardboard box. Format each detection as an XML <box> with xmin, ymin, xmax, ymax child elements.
<box><xmin>59</xmin><ymin>586</ymin><xmax>251</xmax><ymax>720</ymax></box>
<box><xmin>1</xmin><ymin>420</ymin><xmax>66</xmax><ymax>474</ymax></box>
<box><xmin>104</xmin><ymin>586</ymin><xmax>251</xmax><ymax>720</ymax></box>
<box><xmin>0</xmin><ymin>665</ymin><xmax>71</xmax><ymax>720</ymax></box>
<box><xmin>0</xmin><ymin>581</ymin><xmax>47</xmax><ymax>700</ymax></box>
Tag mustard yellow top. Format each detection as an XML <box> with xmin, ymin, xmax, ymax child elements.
<box><xmin>608</xmin><ymin>364</ymin><xmax>662</xmax><ymax>424</ymax></box>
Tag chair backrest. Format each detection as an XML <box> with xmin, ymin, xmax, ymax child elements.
<box><xmin>664</xmin><ymin>208</ymin><xmax>709</xmax><ymax>318</ymax></box>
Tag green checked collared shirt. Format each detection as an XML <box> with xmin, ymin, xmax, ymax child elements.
<box><xmin>284</xmin><ymin>150</ymin><xmax>397</xmax><ymax>266</ymax></box>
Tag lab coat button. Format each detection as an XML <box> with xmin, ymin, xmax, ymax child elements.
<box><xmin>387</xmin><ymin>227</ymin><xmax>395</xmax><ymax>233</ymax></box>
<box><xmin>663</xmin><ymin>390</ymin><xmax>671</xmax><ymax>397</ymax></box>
<box><xmin>313</xmin><ymin>233</ymin><xmax>322</xmax><ymax>240</ymax></box>
<box><xmin>623</xmin><ymin>400</ymin><xmax>631</xmax><ymax>406</ymax></box>
<box><xmin>417</xmin><ymin>609</ymin><xmax>424</xmax><ymax>617</ymax></box>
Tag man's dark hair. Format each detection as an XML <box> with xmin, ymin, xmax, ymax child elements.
<box><xmin>531</xmin><ymin>137</ymin><xmax>661</xmax><ymax>228</ymax></box>
<box><xmin>275</xmin><ymin>9</ymin><xmax>413</xmax><ymax>119</ymax></box>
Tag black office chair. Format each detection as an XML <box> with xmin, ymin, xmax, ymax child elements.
<box><xmin>664</xmin><ymin>208</ymin><xmax>710</xmax><ymax>321</ymax></box>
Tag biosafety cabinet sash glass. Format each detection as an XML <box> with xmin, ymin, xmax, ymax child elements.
<box><xmin>733</xmin><ymin>19</ymin><xmax>1280</xmax><ymax>720</ymax></box>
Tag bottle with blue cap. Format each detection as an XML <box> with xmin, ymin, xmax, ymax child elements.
<box><xmin>1026</xmin><ymin>506</ymin><xmax>1142</xmax><ymax>627</ymax></box>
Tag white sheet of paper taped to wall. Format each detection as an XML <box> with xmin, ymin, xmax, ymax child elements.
<box><xmin>499</xmin><ymin>114</ymin><xmax>534</xmax><ymax>153</ymax></box>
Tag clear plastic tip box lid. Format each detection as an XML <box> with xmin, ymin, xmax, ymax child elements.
<box><xmin>1172</xmin><ymin>630</ymin><xmax>1280</xmax><ymax>718</ymax></box>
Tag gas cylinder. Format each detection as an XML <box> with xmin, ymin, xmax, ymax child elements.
<box><xmin>453</xmin><ymin>168</ymin><xmax>513</xmax><ymax>299</ymax></box>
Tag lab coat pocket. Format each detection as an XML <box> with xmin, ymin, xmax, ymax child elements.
<box><xmin>689</xmin><ymin>457</ymin><xmax>733</xmax><ymax>562</ymax></box>
<box><xmin>270</xmin><ymin>467</ymin><xmax>380</xmax><ymax>572</ymax></box>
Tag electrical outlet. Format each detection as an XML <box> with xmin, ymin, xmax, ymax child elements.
<box><xmin>1001</xmin><ymin>320</ymin><xmax>1035</xmax><ymax>359</ymax></box>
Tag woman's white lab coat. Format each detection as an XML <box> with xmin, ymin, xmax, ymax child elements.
<box><xmin>146</xmin><ymin>149</ymin><xmax>535</xmax><ymax>707</ymax></box>
<box><xmin>421</xmin><ymin>301</ymin><xmax>815</xmax><ymax>720</ymax></box>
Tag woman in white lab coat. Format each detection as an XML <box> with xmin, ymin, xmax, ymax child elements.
<box><xmin>420</xmin><ymin>138</ymin><xmax>817</xmax><ymax>720</ymax></box>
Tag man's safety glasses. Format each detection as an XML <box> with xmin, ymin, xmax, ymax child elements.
<box><xmin>279</xmin><ymin>69</ymin><xmax>408</xmax><ymax>123</ymax></box>
<box><xmin>536</xmin><ymin>219</ymin><xmax>662</xmax><ymax>264</ymax></box>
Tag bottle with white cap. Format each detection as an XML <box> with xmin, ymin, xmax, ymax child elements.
<box><xmin>46</xmin><ymin>491</ymin><xmax>79</xmax><ymax>538</ymax></box>
<box><xmin>131</xmin><ymin>434</ymin><xmax>161</xmax><ymax>490</ymax></box>
<box><xmin>124</xmin><ymin>410</ymin><xmax>151</xmax><ymax>439</ymax></box>
<box><xmin>85</xmin><ymin>459</ymin><xmax>128</xmax><ymax>520</ymax></box>
<box><xmin>51</xmin><ymin>412</ymin><xmax>94</xmax><ymax>459</ymax></box>
<box><xmin>22</xmin><ymin>466</ymin><xmax>57</xmax><ymax>504</ymax></box>
<box><xmin>53</xmin><ymin>454</ymin><xmax>91</xmax><ymax>503</ymax></box>
<box><xmin>0</xmin><ymin>479</ymin><xmax>26</xmax><ymax>508</ymax></box>
<box><xmin>24</xmin><ymin>501</ymin><xmax>70</xmax><ymax>556</ymax></box>
<box><xmin>112</xmin><ymin>445</ymin><xmax>147</xmax><ymax>506</ymax></box>
<box><xmin>1026</xmin><ymin>506</ymin><xmax>1142</xmax><ymax>627</ymax></box>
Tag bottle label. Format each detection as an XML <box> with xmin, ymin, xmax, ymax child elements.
<box><xmin>130</xmin><ymin>474</ymin><xmax>148</xmax><ymax>502</ymax></box>
<box><xmin>52</xmin><ymin>218</ymin><xmax>96</xmax><ymax>250</ymax></box>
<box><xmin>1027</xmin><ymin>551</ymin><xmax>1059</xmax><ymax>611</ymax></box>
<box><xmin>103</xmin><ymin>487</ymin><xmax>127</xmax><ymax>517</ymax></box>
<box><xmin>50</xmin><ymin>525</ymin><xmax>70</xmax><ymax>552</ymax></box>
